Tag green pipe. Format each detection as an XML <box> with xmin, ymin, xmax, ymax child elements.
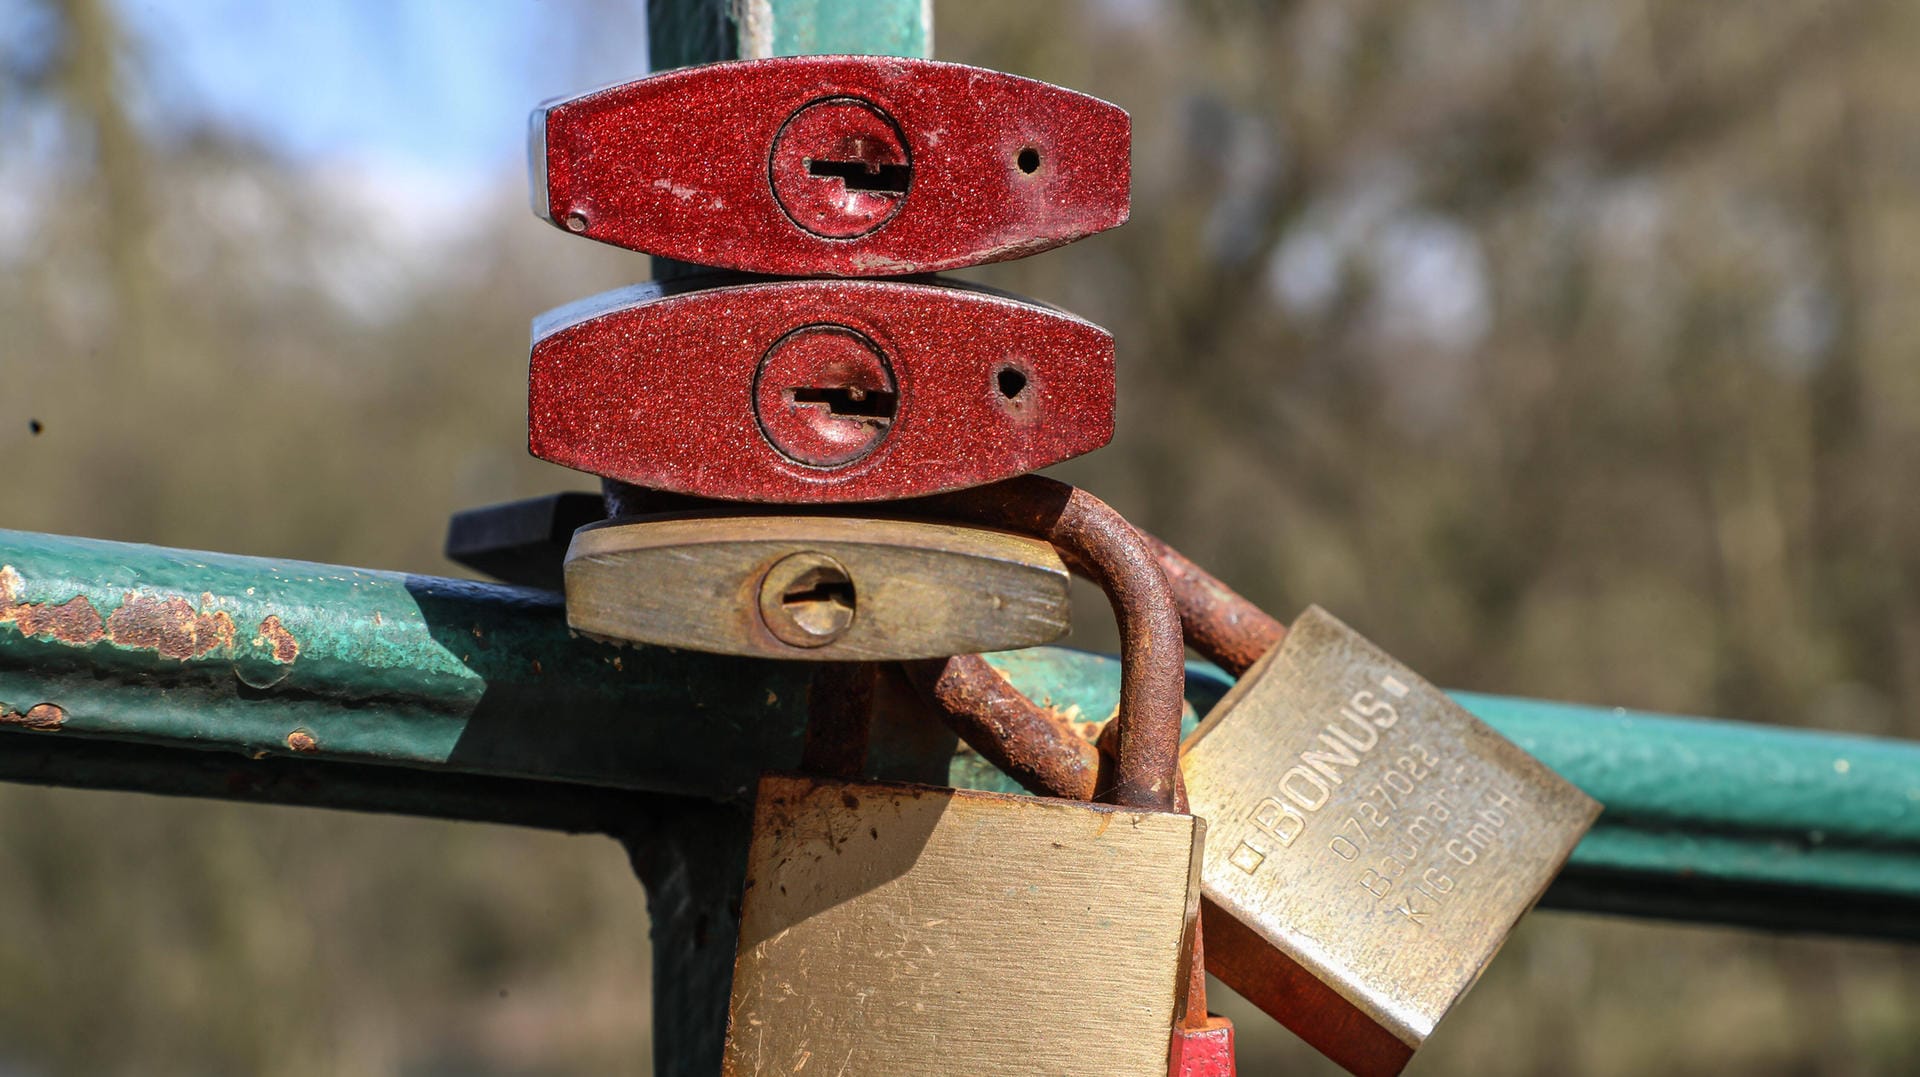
<box><xmin>0</xmin><ymin>527</ymin><xmax>817</xmax><ymax>799</ymax></box>
<box><xmin>4</xmin><ymin>527</ymin><xmax>1918</xmax><ymax>937</ymax></box>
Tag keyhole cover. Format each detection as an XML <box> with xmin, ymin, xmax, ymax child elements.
<box><xmin>753</xmin><ymin>324</ymin><xmax>898</xmax><ymax>468</ymax></box>
<box><xmin>758</xmin><ymin>552</ymin><xmax>857</xmax><ymax>648</ymax></box>
<box><xmin>769</xmin><ymin>97</ymin><xmax>912</xmax><ymax>239</ymax></box>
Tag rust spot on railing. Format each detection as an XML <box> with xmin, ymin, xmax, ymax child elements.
<box><xmin>1</xmin><ymin>566</ymin><xmax>107</xmax><ymax>645</ymax></box>
<box><xmin>2</xmin><ymin>566</ymin><xmax>284</xmax><ymax>665</ymax></box>
<box><xmin>255</xmin><ymin>615</ymin><xmax>300</xmax><ymax>664</ymax></box>
<box><xmin>104</xmin><ymin>594</ymin><xmax>237</xmax><ymax>660</ymax></box>
<box><xmin>0</xmin><ymin>702</ymin><xmax>67</xmax><ymax>730</ymax></box>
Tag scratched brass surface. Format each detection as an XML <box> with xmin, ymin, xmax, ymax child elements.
<box><xmin>563</xmin><ymin>515</ymin><xmax>1070</xmax><ymax>660</ymax></box>
<box><xmin>723</xmin><ymin>774</ymin><xmax>1205</xmax><ymax>1077</ymax></box>
<box><xmin>1183</xmin><ymin>606</ymin><xmax>1601</xmax><ymax>1077</ymax></box>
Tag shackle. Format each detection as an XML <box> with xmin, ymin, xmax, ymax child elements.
<box><xmin>908</xmin><ymin>524</ymin><xmax>1292</xmax><ymax>804</ymax></box>
<box><xmin>902</xmin><ymin>474</ymin><xmax>1185</xmax><ymax>812</ymax></box>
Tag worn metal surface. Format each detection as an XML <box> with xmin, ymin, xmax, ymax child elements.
<box><xmin>563</xmin><ymin>514</ymin><xmax>1071</xmax><ymax>659</ymax></box>
<box><xmin>1185</xmin><ymin>607</ymin><xmax>1601</xmax><ymax>1077</ymax></box>
<box><xmin>905</xmin><ymin>653</ymin><xmax>1102</xmax><ymax>801</ymax></box>
<box><xmin>1142</xmin><ymin>531</ymin><xmax>1285</xmax><ymax>678</ymax></box>
<box><xmin>528</xmin><ymin>278</ymin><xmax>1114</xmax><ymax>502</ymax></box>
<box><xmin>723</xmin><ymin>774</ymin><xmax>1203</xmax><ymax>1077</ymax></box>
<box><xmin>533</xmin><ymin>56</ymin><xmax>1127</xmax><ymax>275</ymax></box>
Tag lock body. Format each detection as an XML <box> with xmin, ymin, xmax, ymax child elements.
<box><xmin>723</xmin><ymin>773</ymin><xmax>1205</xmax><ymax>1077</ymax></box>
<box><xmin>564</xmin><ymin>515</ymin><xmax>1071</xmax><ymax>660</ymax></box>
<box><xmin>528</xmin><ymin>279</ymin><xmax>1114</xmax><ymax>501</ymax></box>
<box><xmin>1181</xmin><ymin>606</ymin><xmax>1600</xmax><ymax>1077</ymax></box>
<box><xmin>533</xmin><ymin>56</ymin><xmax>1129</xmax><ymax>276</ymax></box>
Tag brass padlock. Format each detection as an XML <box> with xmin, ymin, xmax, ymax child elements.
<box><xmin>722</xmin><ymin>482</ymin><xmax>1204</xmax><ymax>1077</ymax></box>
<box><xmin>916</xmin><ymin>534</ymin><xmax>1600</xmax><ymax>1077</ymax></box>
<box><xmin>1182</xmin><ymin>604</ymin><xmax>1600</xmax><ymax>1077</ymax></box>
<box><xmin>563</xmin><ymin>514</ymin><xmax>1071</xmax><ymax>660</ymax></box>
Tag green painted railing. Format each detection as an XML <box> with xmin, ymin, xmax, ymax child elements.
<box><xmin>4</xmin><ymin>527</ymin><xmax>1917</xmax><ymax>942</ymax></box>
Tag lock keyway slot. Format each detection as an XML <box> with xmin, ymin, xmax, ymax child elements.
<box><xmin>806</xmin><ymin>157</ymin><xmax>911</xmax><ymax>194</ymax></box>
<box><xmin>789</xmin><ymin>386</ymin><xmax>898</xmax><ymax>419</ymax></box>
<box><xmin>782</xmin><ymin>577</ymin><xmax>856</xmax><ymax>616</ymax></box>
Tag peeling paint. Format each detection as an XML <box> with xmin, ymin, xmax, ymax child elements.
<box><xmin>286</xmin><ymin>729</ymin><xmax>318</xmax><ymax>752</ymax></box>
<box><xmin>254</xmin><ymin>615</ymin><xmax>301</xmax><ymax>664</ymax></box>
<box><xmin>0</xmin><ymin>566</ymin><xmax>259</xmax><ymax>662</ymax></box>
<box><xmin>1</xmin><ymin>565</ymin><xmax>108</xmax><ymax>645</ymax></box>
<box><xmin>105</xmin><ymin>593</ymin><xmax>236</xmax><ymax>660</ymax></box>
<box><xmin>6</xmin><ymin>594</ymin><xmax>107</xmax><ymax>645</ymax></box>
<box><xmin>0</xmin><ymin>702</ymin><xmax>67</xmax><ymax>730</ymax></box>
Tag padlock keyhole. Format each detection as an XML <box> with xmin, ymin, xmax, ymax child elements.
<box><xmin>761</xmin><ymin>555</ymin><xmax>859</xmax><ymax>647</ymax></box>
<box><xmin>783</xmin><ymin>577</ymin><xmax>856</xmax><ymax>614</ymax></box>
<box><xmin>790</xmin><ymin>386</ymin><xmax>899</xmax><ymax>420</ymax></box>
<box><xmin>806</xmin><ymin>157</ymin><xmax>912</xmax><ymax>195</ymax></box>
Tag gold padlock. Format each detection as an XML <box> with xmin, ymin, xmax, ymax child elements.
<box><xmin>1181</xmin><ymin>605</ymin><xmax>1600</xmax><ymax>1077</ymax></box>
<box><xmin>724</xmin><ymin>774</ymin><xmax>1204</xmax><ymax>1077</ymax></box>
<box><xmin>722</xmin><ymin>481</ymin><xmax>1205</xmax><ymax>1077</ymax></box>
<box><xmin>563</xmin><ymin>514</ymin><xmax>1071</xmax><ymax>660</ymax></box>
<box><xmin>916</xmin><ymin>533</ymin><xmax>1601</xmax><ymax>1077</ymax></box>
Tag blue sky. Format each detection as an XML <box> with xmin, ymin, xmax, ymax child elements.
<box><xmin>115</xmin><ymin>1</ymin><xmax>651</xmax><ymax>184</ymax></box>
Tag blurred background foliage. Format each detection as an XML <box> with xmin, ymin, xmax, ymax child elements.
<box><xmin>3</xmin><ymin>0</ymin><xmax>1919</xmax><ymax>1072</ymax></box>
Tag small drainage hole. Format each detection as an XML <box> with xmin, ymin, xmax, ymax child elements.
<box><xmin>996</xmin><ymin>366</ymin><xmax>1029</xmax><ymax>400</ymax></box>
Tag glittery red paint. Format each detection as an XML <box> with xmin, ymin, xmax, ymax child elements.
<box><xmin>527</xmin><ymin>279</ymin><xmax>1115</xmax><ymax>502</ymax></box>
<box><xmin>535</xmin><ymin>56</ymin><xmax>1130</xmax><ymax>276</ymax></box>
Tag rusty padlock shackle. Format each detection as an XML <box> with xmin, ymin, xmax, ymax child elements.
<box><xmin>905</xmin><ymin>525</ymin><xmax>1280</xmax><ymax>806</ymax></box>
<box><xmin>901</xmin><ymin>474</ymin><xmax>1186</xmax><ymax>813</ymax></box>
<box><xmin>1141</xmin><ymin>533</ymin><xmax>1286</xmax><ymax>679</ymax></box>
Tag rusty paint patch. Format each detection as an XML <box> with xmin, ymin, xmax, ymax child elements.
<box><xmin>10</xmin><ymin>594</ymin><xmax>106</xmax><ymax>645</ymax></box>
<box><xmin>254</xmin><ymin>615</ymin><xmax>300</xmax><ymax>664</ymax></box>
<box><xmin>286</xmin><ymin>729</ymin><xmax>318</xmax><ymax>752</ymax></box>
<box><xmin>0</xmin><ymin>566</ymin><xmax>108</xmax><ymax>646</ymax></box>
<box><xmin>0</xmin><ymin>702</ymin><xmax>67</xmax><ymax>730</ymax></box>
<box><xmin>104</xmin><ymin>593</ymin><xmax>237</xmax><ymax>660</ymax></box>
<box><xmin>0</xmin><ymin>567</ymin><xmax>262</xmax><ymax>664</ymax></box>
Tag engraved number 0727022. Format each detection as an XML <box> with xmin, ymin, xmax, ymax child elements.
<box><xmin>1327</xmin><ymin>743</ymin><xmax>1443</xmax><ymax>862</ymax></box>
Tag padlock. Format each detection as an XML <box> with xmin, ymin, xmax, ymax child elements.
<box><xmin>1136</xmin><ymin>538</ymin><xmax>1602</xmax><ymax>1075</ymax></box>
<box><xmin>1184</xmin><ymin>606</ymin><xmax>1600</xmax><ymax>1077</ymax></box>
<box><xmin>911</xmin><ymin>537</ymin><xmax>1600</xmax><ymax>1077</ymax></box>
<box><xmin>722</xmin><ymin>480</ymin><xmax>1203</xmax><ymax>1077</ymax></box>
<box><xmin>564</xmin><ymin>513</ymin><xmax>1071</xmax><ymax>660</ymax></box>
<box><xmin>532</xmin><ymin>56</ymin><xmax>1129</xmax><ymax>276</ymax></box>
<box><xmin>528</xmin><ymin>278</ymin><xmax>1114</xmax><ymax>502</ymax></box>
<box><xmin>911</xmin><ymin>641</ymin><xmax>1238</xmax><ymax>1077</ymax></box>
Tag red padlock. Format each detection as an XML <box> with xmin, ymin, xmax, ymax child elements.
<box><xmin>532</xmin><ymin>56</ymin><xmax>1130</xmax><ymax>276</ymax></box>
<box><xmin>528</xmin><ymin>278</ymin><xmax>1115</xmax><ymax>502</ymax></box>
